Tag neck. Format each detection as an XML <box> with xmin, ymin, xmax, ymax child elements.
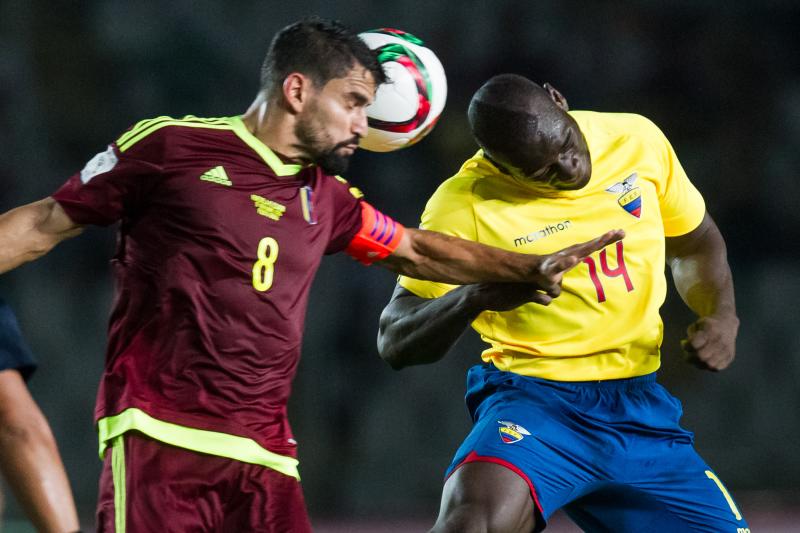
<box><xmin>241</xmin><ymin>92</ymin><xmax>310</xmax><ymax>164</ymax></box>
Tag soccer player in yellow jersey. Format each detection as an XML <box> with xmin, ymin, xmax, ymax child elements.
<box><xmin>378</xmin><ymin>74</ymin><xmax>748</xmax><ymax>532</ymax></box>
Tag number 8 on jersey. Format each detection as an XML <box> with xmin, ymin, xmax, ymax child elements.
<box><xmin>252</xmin><ymin>237</ymin><xmax>279</xmax><ymax>292</ymax></box>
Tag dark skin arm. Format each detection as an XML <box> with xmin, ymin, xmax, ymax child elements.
<box><xmin>666</xmin><ymin>212</ymin><xmax>738</xmax><ymax>371</ymax></box>
<box><xmin>375</xmin><ymin>228</ymin><xmax>625</xmax><ymax>369</ymax></box>
<box><xmin>380</xmin><ymin>213</ymin><xmax>738</xmax><ymax>373</ymax></box>
<box><xmin>378</xmin><ymin>280</ymin><xmax>551</xmax><ymax>370</ymax></box>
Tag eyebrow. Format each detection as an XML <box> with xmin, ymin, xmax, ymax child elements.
<box><xmin>349</xmin><ymin>92</ymin><xmax>370</xmax><ymax>106</ymax></box>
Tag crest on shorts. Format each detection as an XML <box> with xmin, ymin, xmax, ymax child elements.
<box><xmin>497</xmin><ymin>420</ymin><xmax>531</xmax><ymax>444</ymax></box>
<box><xmin>606</xmin><ymin>172</ymin><xmax>642</xmax><ymax>218</ymax></box>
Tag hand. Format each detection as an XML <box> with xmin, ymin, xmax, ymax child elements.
<box><xmin>465</xmin><ymin>282</ymin><xmax>557</xmax><ymax>312</ymax></box>
<box><xmin>466</xmin><ymin>229</ymin><xmax>626</xmax><ymax>313</ymax></box>
<box><xmin>529</xmin><ymin>229</ymin><xmax>625</xmax><ymax>294</ymax></box>
<box><xmin>681</xmin><ymin>314</ymin><xmax>739</xmax><ymax>371</ymax></box>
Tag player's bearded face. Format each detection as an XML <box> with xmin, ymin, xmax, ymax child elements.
<box><xmin>295</xmin><ymin>99</ymin><xmax>359</xmax><ymax>175</ymax></box>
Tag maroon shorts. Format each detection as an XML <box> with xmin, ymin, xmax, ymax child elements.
<box><xmin>96</xmin><ymin>431</ymin><xmax>312</xmax><ymax>532</ymax></box>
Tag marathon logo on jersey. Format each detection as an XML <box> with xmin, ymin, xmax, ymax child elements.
<box><xmin>80</xmin><ymin>145</ymin><xmax>118</xmax><ymax>184</ymax></box>
<box><xmin>497</xmin><ymin>420</ymin><xmax>531</xmax><ymax>444</ymax></box>
<box><xmin>606</xmin><ymin>172</ymin><xmax>642</xmax><ymax>218</ymax></box>
<box><xmin>513</xmin><ymin>220</ymin><xmax>572</xmax><ymax>247</ymax></box>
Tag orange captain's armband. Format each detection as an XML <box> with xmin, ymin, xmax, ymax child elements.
<box><xmin>345</xmin><ymin>202</ymin><xmax>405</xmax><ymax>265</ymax></box>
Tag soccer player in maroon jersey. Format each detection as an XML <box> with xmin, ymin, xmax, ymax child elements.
<box><xmin>0</xmin><ymin>18</ymin><xmax>621</xmax><ymax>532</ymax></box>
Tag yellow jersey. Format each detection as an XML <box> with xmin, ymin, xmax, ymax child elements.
<box><xmin>399</xmin><ymin>111</ymin><xmax>705</xmax><ymax>381</ymax></box>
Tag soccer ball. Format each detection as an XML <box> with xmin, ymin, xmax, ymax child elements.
<box><xmin>358</xmin><ymin>28</ymin><xmax>447</xmax><ymax>152</ymax></box>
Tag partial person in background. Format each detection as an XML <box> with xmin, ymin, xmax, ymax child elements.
<box><xmin>0</xmin><ymin>299</ymin><xmax>80</xmax><ymax>533</ymax></box>
<box><xmin>379</xmin><ymin>74</ymin><xmax>748</xmax><ymax>532</ymax></box>
<box><xmin>0</xmin><ymin>19</ymin><xmax>621</xmax><ymax>532</ymax></box>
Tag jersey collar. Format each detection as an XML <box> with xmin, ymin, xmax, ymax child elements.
<box><xmin>229</xmin><ymin>116</ymin><xmax>304</xmax><ymax>177</ymax></box>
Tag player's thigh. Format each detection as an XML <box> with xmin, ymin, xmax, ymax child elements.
<box><xmin>96</xmin><ymin>432</ymin><xmax>220</xmax><ymax>532</ymax></box>
<box><xmin>96</xmin><ymin>431</ymin><xmax>312</xmax><ymax>533</ymax></box>
<box><xmin>633</xmin><ymin>441</ymin><xmax>748</xmax><ymax>532</ymax></box>
<box><xmin>226</xmin><ymin>462</ymin><xmax>312</xmax><ymax>533</ymax></box>
<box><xmin>432</xmin><ymin>461</ymin><xmax>536</xmax><ymax>533</ymax></box>
<box><xmin>565</xmin><ymin>452</ymin><xmax>749</xmax><ymax>533</ymax></box>
<box><xmin>564</xmin><ymin>484</ymin><xmax>709</xmax><ymax>533</ymax></box>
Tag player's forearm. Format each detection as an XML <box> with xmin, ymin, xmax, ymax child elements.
<box><xmin>378</xmin><ymin>286</ymin><xmax>483</xmax><ymax>369</ymax></box>
<box><xmin>381</xmin><ymin>228</ymin><xmax>542</xmax><ymax>284</ymax></box>
<box><xmin>0</xmin><ymin>397</ymin><xmax>80</xmax><ymax>532</ymax></box>
<box><xmin>0</xmin><ymin>199</ymin><xmax>82</xmax><ymax>274</ymax></box>
<box><xmin>668</xmin><ymin>217</ymin><xmax>737</xmax><ymax>321</ymax></box>
<box><xmin>670</xmin><ymin>252</ymin><xmax>736</xmax><ymax>320</ymax></box>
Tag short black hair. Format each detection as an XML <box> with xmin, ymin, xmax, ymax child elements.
<box><xmin>260</xmin><ymin>18</ymin><xmax>386</xmax><ymax>97</ymax></box>
<box><xmin>468</xmin><ymin>74</ymin><xmax>544</xmax><ymax>161</ymax></box>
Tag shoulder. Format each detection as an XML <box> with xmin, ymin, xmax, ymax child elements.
<box><xmin>114</xmin><ymin>115</ymin><xmax>236</xmax><ymax>153</ymax></box>
<box><xmin>318</xmin><ymin>173</ymin><xmax>365</xmax><ymax>201</ymax></box>
<box><xmin>573</xmin><ymin>111</ymin><xmax>676</xmax><ymax>172</ymax></box>
<box><xmin>423</xmin><ymin>174</ymin><xmax>481</xmax><ymax>221</ymax></box>
<box><xmin>573</xmin><ymin>111</ymin><xmax>668</xmax><ymax>143</ymax></box>
<box><xmin>418</xmin><ymin>164</ymin><xmax>483</xmax><ymax>231</ymax></box>
<box><xmin>428</xmin><ymin>152</ymin><xmax>492</xmax><ymax>202</ymax></box>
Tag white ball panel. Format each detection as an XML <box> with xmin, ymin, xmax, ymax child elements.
<box><xmin>358</xmin><ymin>29</ymin><xmax>447</xmax><ymax>153</ymax></box>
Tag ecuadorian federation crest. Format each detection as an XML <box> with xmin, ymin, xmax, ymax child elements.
<box><xmin>498</xmin><ymin>420</ymin><xmax>531</xmax><ymax>444</ymax></box>
<box><xmin>606</xmin><ymin>172</ymin><xmax>642</xmax><ymax>218</ymax></box>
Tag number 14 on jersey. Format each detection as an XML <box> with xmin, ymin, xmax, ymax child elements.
<box><xmin>582</xmin><ymin>240</ymin><xmax>633</xmax><ymax>303</ymax></box>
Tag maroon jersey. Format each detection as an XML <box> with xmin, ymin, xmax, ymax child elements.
<box><xmin>53</xmin><ymin>116</ymin><xmax>365</xmax><ymax>458</ymax></box>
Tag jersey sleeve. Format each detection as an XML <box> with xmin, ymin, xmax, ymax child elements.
<box><xmin>324</xmin><ymin>177</ymin><xmax>367</xmax><ymax>254</ymax></box>
<box><xmin>344</xmin><ymin>201</ymin><xmax>405</xmax><ymax>265</ymax></box>
<box><xmin>642</xmin><ymin>117</ymin><xmax>706</xmax><ymax>237</ymax></box>
<box><xmin>0</xmin><ymin>300</ymin><xmax>36</xmax><ymax>381</ymax></box>
<box><xmin>398</xmin><ymin>177</ymin><xmax>478</xmax><ymax>299</ymax></box>
<box><xmin>322</xmin><ymin>174</ymin><xmax>406</xmax><ymax>263</ymax></box>
<box><xmin>51</xmin><ymin>120</ymin><xmax>166</xmax><ymax>226</ymax></box>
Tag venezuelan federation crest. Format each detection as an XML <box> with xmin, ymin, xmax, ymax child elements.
<box><xmin>606</xmin><ymin>172</ymin><xmax>642</xmax><ymax>218</ymax></box>
<box><xmin>497</xmin><ymin>420</ymin><xmax>531</xmax><ymax>444</ymax></box>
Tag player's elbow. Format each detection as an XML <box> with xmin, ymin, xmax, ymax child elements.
<box><xmin>376</xmin><ymin>324</ymin><xmax>413</xmax><ymax>371</ymax></box>
<box><xmin>376</xmin><ymin>333</ymin><xmax>404</xmax><ymax>370</ymax></box>
<box><xmin>28</xmin><ymin>232</ymin><xmax>59</xmax><ymax>259</ymax></box>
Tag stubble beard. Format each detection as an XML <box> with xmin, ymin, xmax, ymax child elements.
<box><xmin>295</xmin><ymin>113</ymin><xmax>357</xmax><ymax>176</ymax></box>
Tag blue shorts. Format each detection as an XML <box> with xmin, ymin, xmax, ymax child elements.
<box><xmin>445</xmin><ymin>364</ymin><xmax>749</xmax><ymax>533</ymax></box>
<box><xmin>0</xmin><ymin>299</ymin><xmax>36</xmax><ymax>381</ymax></box>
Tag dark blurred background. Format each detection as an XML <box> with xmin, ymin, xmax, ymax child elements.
<box><xmin>1</xmin><ymin>0</ymin><xmax>798</xmax><ymax>530</ymax></box>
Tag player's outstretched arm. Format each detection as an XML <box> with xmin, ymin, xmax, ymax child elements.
<box><xmin>666</xmin><ymin>212</ymin><xmax>738</xmax><ymax>371</ymax></box>
<box><xmin>375</xmin><ymin>229</ymin><xmax>624</xmax><ymax>369</ymax></box>
<box><xmin>376</xmin><ymin>227</ymin><xmax>624</xmax><ymax>287</ymax></box>
<box><xmin>378</xmin><ymin>281</ymin><xmax>554</xmax><ymax>369</ymax></box>
<box><xmin>0</xmin><ymin>198</ymin><xmax>83</xmax><ymax>275</ymax></box>
<box><xmin>0</xmin><ymin>369</ymin><xmax>80</xmax><ymax>532</ymax></box>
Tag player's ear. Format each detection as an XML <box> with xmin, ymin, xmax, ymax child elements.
<box><xmin>543</xmin><ymin>82</ymin><xmax>569</xmax><ymax>111</ymax></box>
<box><xmin>282</xmin><ymin>73</ymin><xmax>313</xmax><ymax>113</ymax></box>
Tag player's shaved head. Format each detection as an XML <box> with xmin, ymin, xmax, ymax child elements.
<box><xmin>469</xmin><ymin>75</ymin><xmax>562</xmax><ymax>169</ymax></box>
<box><xmin>261</xmin><ymin>17</ymin><xmax>386</xmax><ymax>98</ymax></box>
<box><xmin>468</xmin><ymin>74</ymin><xmax>592</xmax><ymax>191</ymax></box>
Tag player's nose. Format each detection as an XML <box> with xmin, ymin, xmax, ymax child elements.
<box><xmin>353</xmin><ymin>108</ymin><xmax>368</xmax><ymax>137</ymax></box>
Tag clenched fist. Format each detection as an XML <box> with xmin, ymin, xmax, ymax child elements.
<box><xmin>681</xmin><ymin>314</ymin><xmax>739</xmax><ymax>371</ymax></box>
